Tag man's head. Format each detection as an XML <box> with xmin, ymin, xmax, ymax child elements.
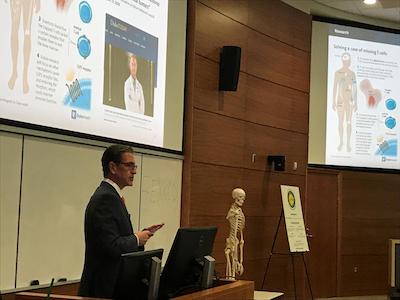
<box><xmin>232</xmin><ymin>188</ymin><xmax>246</xmax><ymax>207</ymax></box>
<box><xmin>128</xmin><ymin>53</ymin><xmax>138</xmax><ymax>80</ymax></box>
<box><xmin>102</xmin><ymin>144</ymin><xmax>137</xmax><ymax>189</ymax></box>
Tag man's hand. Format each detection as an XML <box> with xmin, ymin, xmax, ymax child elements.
<box><xmin>144</xmin><ymin>223</ymin><xmax>164</xmax><ymax>234</ymax></box>
<box><xmin>135</xmin><ymin>230</ymin><xmax>153</xmax><ymax>246</ymax></box>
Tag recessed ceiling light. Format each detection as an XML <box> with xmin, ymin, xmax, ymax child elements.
<box><xmin>363</xmin><ymin>0</ymin><xmax>377</xmax><ymax>4</ymax></box>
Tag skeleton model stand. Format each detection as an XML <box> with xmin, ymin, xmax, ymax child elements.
<box><xmin>225</xmin><ymin>188</ymin><xmax>246</xmax><ymax>279</ymax></box>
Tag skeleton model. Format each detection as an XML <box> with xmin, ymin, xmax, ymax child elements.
<box><xmin>225</xmin><ymin>188</ymin><xmax>246</xmax><ymax>279</ymax></box>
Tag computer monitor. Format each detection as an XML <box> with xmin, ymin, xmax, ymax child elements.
<box><xmin>114</xmin><ymin>248</ymin><xmax>163</xmax><ymax>300</ymax></box>
<box><xmin>158</xmin><ymin>226</ymin><xmax>218</xmax><ymax>299</ymax></box>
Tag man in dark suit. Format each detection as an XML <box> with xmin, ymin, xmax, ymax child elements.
<box><xmin>79</xmin><ymin>144</ymin><xmax>163</xmax><ymax>298</ymax></box>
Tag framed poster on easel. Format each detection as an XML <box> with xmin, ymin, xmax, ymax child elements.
<box><xmin>280</xmin><ymin>185</ymin><xmax>309</xmax><ymax>253</ymax></box>
<box><xmin>261</xmin><ymin>185</ymin><xmax>313</xmax><ymax>300</ymax></box>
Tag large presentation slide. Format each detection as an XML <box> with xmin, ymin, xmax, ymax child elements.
<box><xmin>0</xmin><ymin>0</ymin><xmax>180</xmax><ymax>150</ymax></box>
<box><xmin>309</xmin><ymin>20</ymin><xmax>400</xmax><ymax>171</ymax></box>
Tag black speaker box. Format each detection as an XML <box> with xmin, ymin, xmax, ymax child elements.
<box><xmin>219</xmin><ymin>46</ymin><xmax>241</xmax><ymax>91</ymax></box>
<box><xmin>267</xmin><ymin>155</ymin><xmax>286</xmax><ymax>171</ymax></box>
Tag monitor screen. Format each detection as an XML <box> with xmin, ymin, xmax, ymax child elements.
<box><xmin>158</xmin><ymin>226</ymin><xmax>218</xmax><ymax>299</ymax></box>
<box><xmin>114</xmin><ymin>248</ymin><xmax>163</xmax><ymax>300</ymax></box>
<box><xmin>309</xmin><ymin>18</ymin><xmax>400</xmax><ymax>171</ymax></box>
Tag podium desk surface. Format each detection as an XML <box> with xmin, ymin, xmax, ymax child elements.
<box><xmin>15</xmin><ymin>292</ymin><xmax>107</xmax><ymax>300</ymax></box>
<box><xmin>172</xmin><ymin>280</ymin><xmax>254</xmax><ymax>300</ymax></box>
<box><xmin>254</xmin><ymin>290</ymin><xmax>284</xmax><ymax>300</ymax></box>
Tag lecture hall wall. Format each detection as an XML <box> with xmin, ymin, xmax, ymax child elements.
<box><xmin>2</xmin><ymin>1</ymin><xmax>398</xmax><ymax>299</ymax></box>
<box><xmin>182</xmin><ymin>1</ymin><xmax>311</xmax><ymax>299</ymax></box>
<box><xmin>183</xmin><ymin>0</ymin><xmax>400</xmax><ymax>299</ymax></box>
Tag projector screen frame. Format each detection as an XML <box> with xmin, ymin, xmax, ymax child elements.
<box><xmin>308</xmin><ymin>16</ymin><xmax>400</xmax><ymax>173</ymax></box>
<box><xmin>0</xmin><ymin>117</ymin><xmax>183</xmax><ymax>156</ymax></box>
<box><xmin>312</xmin><ymin>15</ymin><xmax>400</xmax><ymax>36</ymax></box>
<box><xmin>0</xmin><ymin>0</ymin><xmax>188</xmax><ymax>155</ymax></box>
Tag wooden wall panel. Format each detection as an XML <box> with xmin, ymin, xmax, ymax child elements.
<box><xmin>181</xmin><ymin>0</ymin><xmax>196</xmax><ymax>227</ymax></box>
<box><xmin>245</xmin><ymin>255</ymin><xmax>307</xmax><ymax>299</ymax></box>
<box><xmin>190</xmin><ymin>164</ymin><xmax>306</xmax><ymax>218</ymax></box>
<box><xmin>198</xmin><ymin>0</ymin><xmax>249</xmax><ymax>27</ymax></box>
<box><xmin>192</xmin><ymin>109</ymin><xmax>245</xmax><ymax>166</ymax></box>
<box><xmin>246</xmin><ymin>30</ymin><xmax>310</xmax><ymax>92</ymax></box>
<box><xmin>195</xmin><ymin>2</ymin><xmax>249</xmax><ymax>65</ymax></box>
<box><xmin>215</xmin><ymin>255</ymin><xmax>306</xmax><ymax>298</ymax></box>
<box><xmin>245</xmin><ymin>75</ymin><xmax>309</xmax><ymax>133</ymax></box>
<box><xmin>187</xmin><ymin>0</ymin><xmax>400</xmax><ymax>297</ymax></box>
<box><xmin>184</xmin><ymin>1</ymin><xmax>311</xmax><ymax>298</ymax></box>
<box><xmin>307</xmin><ymin>168</ymin><xmax>400</xmax><ymax>296</ymax></box>
<box><xmin>189</xmin><ymin>214</ymin><xmax>289</xmax><ymax>262</ymax></box>
<box><xmin>199</xmin><ymin>0</ymin><xmax>311</xmax><ymax>51</ymax></box>
<box><xmin>243</xmin><ymin>171</ymin><xmax>306</xmax><ymax>217</ymax></box>
<box><xmin>195</xmin><ymin>2</ymin><xmax>310</xmax><ymax>92</ymax></box>
<box><xmin>342</xmin><ymin>171</ymin><xmax>400</xmax><ymax>219</ymax></box>
<box><xmin>340</xmin><ymin>255</ymin><xmax>387</xmax><ymax>295</ymax></box>
<box><xmin>245</xmin><ymin>123</ymin><xmax>308</xmax><ymax>174</ymax></box>
<box><xmin>194</xmin><ymin>56</ymin><xmax>247</xmax><ymax>119</ymax></box>
<box><xmin>190</xmin><ymin>115</ymin><xmax>308</xmax><ymax>173</ymax></box>
<box><xmin>247</xmin><ymin>1</ymin><xmax>311</xmax><ymax>51</ymax></box>
<box><xmin>342</xmin><ymin>217</ymin><xmax>399</xmax><ymax>255</ymax></box>
<box><xmin>194</xmin><ymin>55</ymin><xmax>309</xmax><ymax>133</ymax></box>
<box><xmin>339</xmin><ymin>171</ymin><xmax>400</xmax><ymax>295</ymax></box>
<box><xmin>306</xmin><ymin>169</ymin><xmax>339</xmax><ymax>298</ymax></box>
<box><xmin>190</xmin><ymin>163</ymin><xmax>244</xmax><ymax>216</ymax></box>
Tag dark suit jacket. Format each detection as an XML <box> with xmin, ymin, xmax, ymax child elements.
<box><xmin>79</xmin><ymin>181</ymin><xmax>142</xmax><ymax>298</ymax></box>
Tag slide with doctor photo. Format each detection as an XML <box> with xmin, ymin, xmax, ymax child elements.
<box><xmin>103</xmin><ymin>14</ymin><xmax>157</xmax><ymax>118</ymax></box>
<box><xmin>326</xmin><ymin>24</ymin><xmax>400</xmax><ymax>169</ymax></box>
<box><xmin>0</xmin><ymin>0</ymin><xmax>170</xmax><ymax>149</ymax></box>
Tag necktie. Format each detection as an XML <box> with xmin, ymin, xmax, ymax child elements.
<box><xmin>120</xmin><ymin>196</ymin><xmax>126</xmax><ymax>206</ymax></box>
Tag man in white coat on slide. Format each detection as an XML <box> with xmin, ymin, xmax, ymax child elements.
<box><xmin>124</xmin><ymin>53</ymin><xmax>145</xmax><ymax>114</ymax></box>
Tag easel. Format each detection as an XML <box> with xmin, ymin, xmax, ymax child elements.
<box><xmin>261</xmin><ymin>209</ymin><xmax>314</xmax><ymax>300</ymax></box>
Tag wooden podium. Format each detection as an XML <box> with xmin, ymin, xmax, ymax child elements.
<box><xmin>172</xmin><ymin>280</ymin><xmax>254</xmax><ymax>300</ymax></box>
<box><xmin>15</xmin><ymin>292</ymin><xmax>107</xmax><ymax>300</ymax></box>
<box><xmin>14</xmin><ymin>280</ymin><xmax>254</xmax><ymax>300</ymax></box>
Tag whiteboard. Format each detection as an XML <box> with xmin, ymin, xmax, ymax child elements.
<box><xmin>0</xmin><ymin>133</ymin><xmax>182</xmax><ymax>290</ymax></box>
<box><xmin>139</xmin><ymin>155</ymin><xmax>182</xmax><ymax>264</ymax></box>
<box><xmin>0</xmin><ymin>132</ymin><xmax>22</xmax><ymax>290</ymax></box>
<box><xmin>17</xmin><ymin>137</ymin><xmax>105</xmax><ymax>287</ymax></box>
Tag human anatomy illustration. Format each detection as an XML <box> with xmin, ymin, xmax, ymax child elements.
<box><xmin>332</xmin><ymin>52</ymin><xmax>358</xmax><ymax>152</ymax></box>
<box><xmin>7</xmin><ymin>0</ymin><xmax>40</xmax><ymax>94</ymax></box>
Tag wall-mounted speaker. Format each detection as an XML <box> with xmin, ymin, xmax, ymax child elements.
<box><xmin>267</xmin><ymin>155</ymin><xmax>286</xmax><ymax>171</ymax></box>
<box><xmin>219</xmin><ymin>46</ymin><xmax>241</xmax><ymax>91</ymax></box>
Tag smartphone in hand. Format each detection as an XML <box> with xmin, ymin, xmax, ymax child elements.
<box><xmin>145</xmin><ymin>223</ymin><xmax>165</xmax><ymax>234</ymax></box>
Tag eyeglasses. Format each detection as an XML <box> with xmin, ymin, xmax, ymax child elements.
<box><xmin>119</xmin><ymin>162</ymin><xmax>138</xmax><ymax>170</ymax></box>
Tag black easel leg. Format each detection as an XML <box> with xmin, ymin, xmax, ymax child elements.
<box><xmin>261</xmin><ymin>210</ymin><xmax>284</xmax><ymax>290</ymax></box>
<box><xmin>302</xmin><ymin>254</ymin><xmax>314</xmax><ymax>300</ymax></box>
<box><xmin>291</xmin><ymin>254</ymin><xmax>297</xmax><ymax>300</ymax></box>
<box><xmin>261</xmin><ymin>253</ymin><xmax>273</xmax><ymax>290</ymax></box>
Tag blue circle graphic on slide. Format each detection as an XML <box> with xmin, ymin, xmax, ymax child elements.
<box><xmin>386</xmin><ymin>98</ymin><xmax>397</xmax><ymax>110</ymax></box>
<box><xmin>77</xmin><ymin>35</ymin><xmax>91</xmax><ymax>59</ymax></box>
<box><xmin>385</xmin><ymin>116</ymin><xmax>396</xmax><ymax>129</ymax></box>
<box><xmin>79</xmin><ymin>1</ymin><xmax>92</xmax><ymax>23</ymax></box>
